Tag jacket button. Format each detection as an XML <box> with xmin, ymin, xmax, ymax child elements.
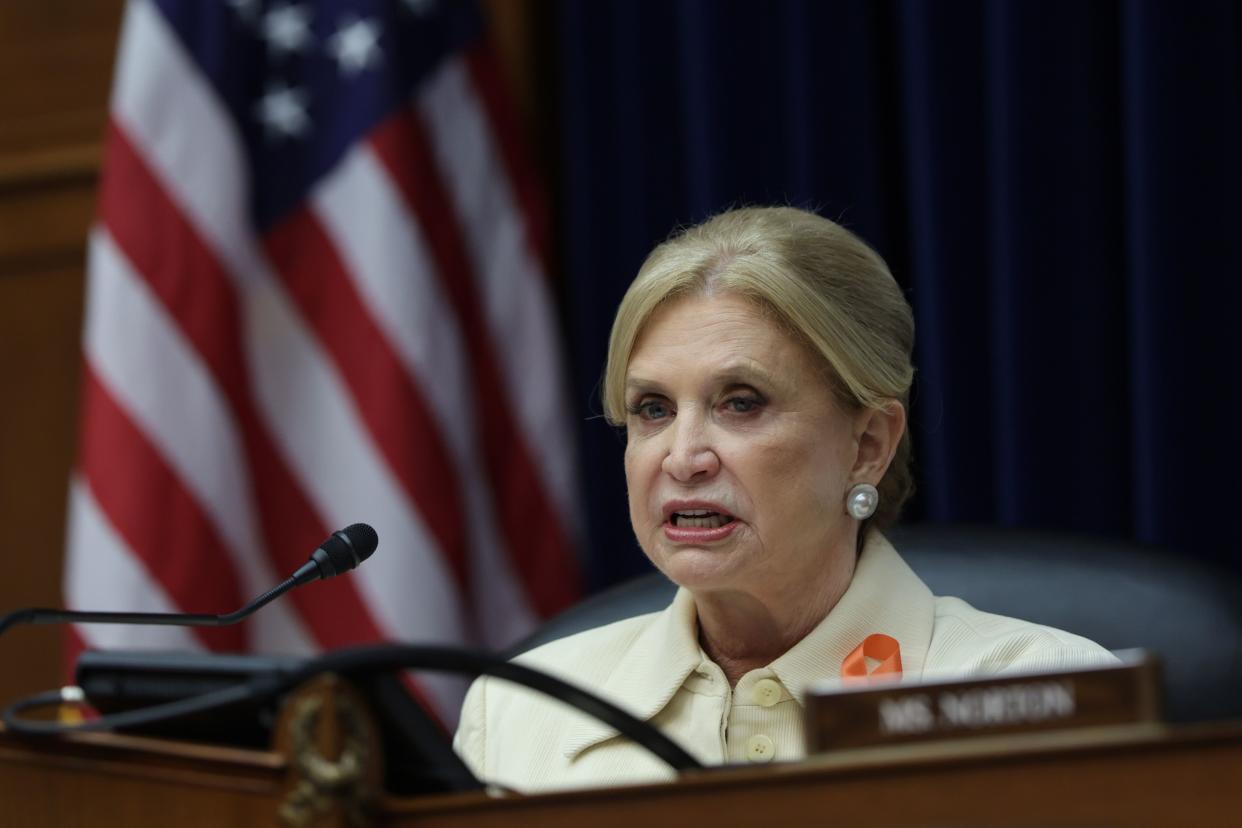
<box><xmin>746</xmin><ymin>734</ymin><xmax>775</xmax><ymax>763</ymax></box>
<box><xmin>753</xmin><ymin>678</ymin><xmax>782</xmax><ymax>707</ymax></box>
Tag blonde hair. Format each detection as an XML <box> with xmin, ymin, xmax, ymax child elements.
<box><xmin>603</xmin><ymin>206</ymin><xmax>916</xmax><ymax>529</ymax></box>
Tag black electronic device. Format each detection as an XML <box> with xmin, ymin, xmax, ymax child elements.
<box><xmin>75</xmin><ymin>649</ymin><xmax>481</xmax><ymax>794</ymax></box>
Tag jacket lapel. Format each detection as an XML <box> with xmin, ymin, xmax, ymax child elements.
<box><xmin>562</xmin><ymin>587</ymin><xmax>703</xmax><ymax>759</ymax></box>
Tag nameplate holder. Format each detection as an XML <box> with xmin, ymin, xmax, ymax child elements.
<box><xmin>805</xmin><ymin>650</ymin><xmax>1161</xmax><ymax>754</ymax></box>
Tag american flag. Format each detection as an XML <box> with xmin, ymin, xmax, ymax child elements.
<box><xmin>64</xmin><ymin>0</ymin><xmax>580</xmax><ymax>725</ymax></box>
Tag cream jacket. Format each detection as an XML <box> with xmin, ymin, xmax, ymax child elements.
<box><xmin>454</xmin><ymin>533</ymin><xmax>1117</xmax><ymax>793</ymax></box>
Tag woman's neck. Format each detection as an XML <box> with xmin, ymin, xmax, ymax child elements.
<box><xmin>693</xmin><ymin>553</ymin><xmax>857</xmax><ymax>686</ymax></box>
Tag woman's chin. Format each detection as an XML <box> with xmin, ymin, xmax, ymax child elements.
<box><xmin>652</xmin><ymin>543</ymin><xmax>743</xmax><ymax>592</ymax></box>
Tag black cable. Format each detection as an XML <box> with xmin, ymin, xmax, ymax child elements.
<box><xmin>2</xmin><ymin>644</ymin><xmax>702</xmax><ymax>772</ymax></box>
<box><xmin>3</xmin><ymin>679</ymin><xmax>281</xmax><ymax>736</ymax></box>
<box><xmin>2</xmin><ymin>689</ymin><xmax>70</xmax><ymax>727</ymax></box>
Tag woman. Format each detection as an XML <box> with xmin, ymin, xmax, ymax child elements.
<box><xmin>454</xmin><ymin>206</ymin><xmax>1114</xmax><ymax>791</ymax></box>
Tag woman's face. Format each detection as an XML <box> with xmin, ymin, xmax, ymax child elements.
<box><xmin>623</xmin><ymin>291</ymin><xmax>863</xmax><ymax>599</ymax></box>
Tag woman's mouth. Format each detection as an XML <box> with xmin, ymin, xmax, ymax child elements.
<box><xmin>664</xmin><ymin>509</ymin><xmax>739</xmax><ymax>543</ymax></box>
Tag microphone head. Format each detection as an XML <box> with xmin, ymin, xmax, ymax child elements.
<box><xmin>309</xmin><ymin>523</ymin><xmax>378</xmax><ymax>580</ymax></box>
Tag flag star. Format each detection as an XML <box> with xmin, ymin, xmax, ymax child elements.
<box><xmin>402</xmin><ymin>0</ymin><xmax>436</xmax><ymax>15</ymax></box>
<box><xmin>227</xmin><ymin>0</ymin><xmax>260</xmax><ymax>24</ymax></box>
<box><xmin>256</xmin><ymin>84</ymin><xmax>311</xmax><ymax>140</ymax></box>
<box><xmin>263</xmin><ymin>4</ymin><xmax>314</xmax><ymax>56</ymax></box>
<box><xmin>327</xmin><ymin>18</ymin><xmax>383</xmax><ymax>76</ymax></box>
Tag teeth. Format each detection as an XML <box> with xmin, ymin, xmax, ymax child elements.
<box><xmin>672</xmin><ymin>511</ymin><xmax>733</xmax><ymax>529</ymax></box>
<box><xmin>680</xmin><ymin>515</ymin><xmax>725</xmax><ymax>528</ymax></box>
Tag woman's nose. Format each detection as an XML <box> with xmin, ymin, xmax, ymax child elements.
<box><xmin>661</xmin><ymin>414</ymin><xmax>720</xmax><ymax>481</ymax></box>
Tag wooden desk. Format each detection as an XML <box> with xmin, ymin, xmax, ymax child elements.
<box><xmin>3</xmin><ymin>722</ymin><xmax>1240</xmax><ymax>826</ymax></box>
<box><xmin>0</xmin><ymin>728</ymin><xmax>287</xmax><ymax>826</ymax></box>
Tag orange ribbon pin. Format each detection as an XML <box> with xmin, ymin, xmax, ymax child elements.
<box><xmin>841</xmin><ymin>633</ymin><xmax>902</xmax><ymax>683</ymax></box>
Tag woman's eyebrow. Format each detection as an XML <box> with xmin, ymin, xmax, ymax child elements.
<box><xmin>714</xmin><ymin>362</ymin><xmax>780</xmax><ymax>389</ymax></box>
<box><xmin>626</xmin><ymin>363</ymin><xmax>783</xmax><ymax>395</ymax></box>
<box><xmin>624</xmin><ymin>377</ymin><xmax>666</xmax><ymax>394</ymax></box>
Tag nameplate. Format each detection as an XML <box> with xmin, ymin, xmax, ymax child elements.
<box><xmin>805</xmin><ymin>650</ymin><xmax>1161</xmax><ymax>754</ymax></box>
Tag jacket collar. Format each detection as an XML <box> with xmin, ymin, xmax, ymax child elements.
<box><xmin>562</xmin><ymin>532</ymin><xmax>935</xmax><ymax>759</ymax></box>
<box><xmin>769</xmin><ymin>532</ymin><xmax>934</xmax><ymax>704</ymax></box>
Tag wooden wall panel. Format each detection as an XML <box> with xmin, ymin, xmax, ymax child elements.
<box><xmin>0</xmin><ymin>1</ymin><xmax>121</xmax><ymax>159</ymax></box>
<box><xmin>0</xmin><ymin>0</ymin><xmax>124</xmax><ymax>707</ymax></box>
<box><xmin>0</xmin><ymin>264</ymin><xmax>86</xmax><ymax>702</ymax></box>
<box><xmin>0</xmin><ymin>163</ymin><xmax>99</xmax><ymax>270</ymax></box>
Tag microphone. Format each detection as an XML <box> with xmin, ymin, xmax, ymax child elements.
<box><xmin>291</xmin><ymin>523</ymin><xmax>378</xmax><ymax>584</ymax></box>
<box><xmin>0</xmin><ymin>523</ymin><xmax>379</xmax><ymax>638</ymax></box>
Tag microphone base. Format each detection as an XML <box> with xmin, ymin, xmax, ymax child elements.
<box><xmin>76</xmin><ymin>651</ymin><xmax>301</xmax><ymax>749</ymax></box>
<box><xmin>74</xmin><ymin>649</ymin><xmax>482</xmax><ymax>794</ymax></box>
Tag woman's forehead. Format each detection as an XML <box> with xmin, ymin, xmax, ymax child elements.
<box><xmin>634</xmin><ymin>293</ymin><xmax>779</xmax><ymax>348</ymax></box>
<box><xmin>626</xmin><ymin>294</ymin><xmax>816</xmax><ymax>383</ymax></box>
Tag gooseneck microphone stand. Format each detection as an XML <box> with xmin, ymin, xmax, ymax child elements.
<box><xmin>0</xmin><ymin>524</ymin><xmax>378</xmax><ymax>638</ymax></box>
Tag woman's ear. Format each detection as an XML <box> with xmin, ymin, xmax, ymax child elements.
<box><xmin>851</xmin><ymin>400</ymin><xmax>906</xmax><ymax>483</ymax></box>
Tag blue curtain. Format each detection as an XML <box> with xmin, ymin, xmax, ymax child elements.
<box><xmin>554</xmin><ymin>0</ymin><xmax>1242</xmax><ymax>588</ymax></box>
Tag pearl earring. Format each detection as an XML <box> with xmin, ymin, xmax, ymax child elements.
<box><xmin>846</xmin><ymin>483</ymin><xmax>879</xmax><ymax>520</ymax></box>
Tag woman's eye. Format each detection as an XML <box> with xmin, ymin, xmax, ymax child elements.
<box><xmin>724</xmin><ymin>396</ymin><xmax>761</xmax><ymax>414</ymax></box>
<box><xmin>629</xmin><ymin>399</ymin><xmax>671</xmax><ymax>421</ymax></box>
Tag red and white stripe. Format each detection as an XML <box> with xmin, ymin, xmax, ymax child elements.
<box><xmin>65</xmin><ymin>0</ymin><xmax>580</xmax><ymax>726</ymax></box>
